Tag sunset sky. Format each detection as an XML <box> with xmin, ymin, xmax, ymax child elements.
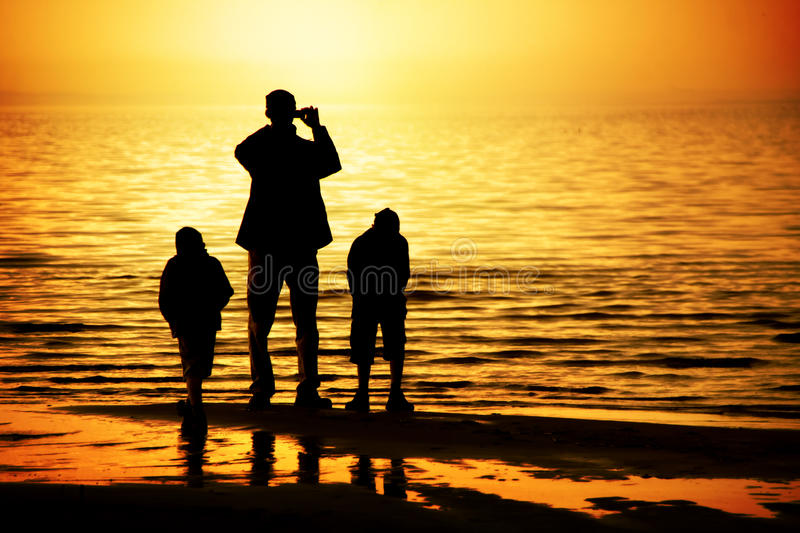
<box><xmin>1</xmin><ymin>0</ymin><xmax>799</xmax><ymax>106</ymax></box>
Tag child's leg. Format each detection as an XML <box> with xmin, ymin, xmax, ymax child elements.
<box><xmin>178</xmin><ymin>332</ymin><xmax>214</xmax><ymax>409</ymax></box>
<box><xmin>382</xmin><ymin>308</ymin><xmax>413</xmax><ymax>412</ymax></box>
<box><xmin>183</xmin><ymin>374</ymin><xmax>207</xmax><ymax>435</ymax></box>
<box><xmin>347</xmin><ymin>301</ymin><xmax>377</xmax><ymax>411</ymax></box>
<box><xmin>350</xmin><ymin>299</ymin><xmax>378</xmax><ymax>392</ymax></box>
<box><xmin>381</xmin><ymin>308</ymin><xmax>407</xmax><ymax>392</ymax></box>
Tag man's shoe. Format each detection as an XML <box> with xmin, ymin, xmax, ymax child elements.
<box><xmin>177</xmin><ymin>399</ymin><xmax>190</xmax><ymax>417</ymax></box>
<box><xmin>294</xmin><ymin>392</ymin><xmax>333</xmax><ymax>409</ymax></box>
<box><xmin>247</xmin><ymin>392</ymin><xmax>270</xmax><ymax>411</ymax></box>
<box><xmin>345</xmin><ymin>392</ymin><xmax>370</xmax><ymax>412</ymax></box>
<box><xmin>386</xmin><ymin>390</ymin><xmax>414</xmax><ymax>412</ymax></box>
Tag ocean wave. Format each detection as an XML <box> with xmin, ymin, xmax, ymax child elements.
<box><xmin>0</xmin><ymin>431</ymin><xmax>74</xmax><ymax>441</ymax></box>
<box><xmin>12</xmin><ymin>386</ymin><xmax>71</xmax><ymax>394</ymax></box>
<box><xmin>642</xmin><ymin>336</ymin><xmax>706</xmax><ymax>343</ymax></box>
<box><xmin>610</xmin><ymin>371</ymin><xmax>645</xmax><ymax>378</ymax></box>
<box><xmin>773</xmin><ymin>333</ymin><xmax>800</xmax><ymax>344</ymax></box>
<box><xmin>747</xmin><ymin>319</ymin><xmax>800</xmax><ymax>330</ymax></box>
<box><xmin>23</xmin><ymin>351</ymin><xmax>95</xmax><ymax>359</ymax></box>
<box><xmin>415</xmin><ymin>380</ymin><xmax>472</xmax><ymax>389</ymax></box>
<box><xmin>651</xmin><ymin>312</ymin><xmax>735</xmax><ymax>320</ymax></box>
<box><xmin>772</xmin><ymin>385</ymin><xmax>800</xmax><ymax>392</ymax></box>
<box><xmin>554</xmin><ymin>357</ymin><xmax>765</xmax><ymax>369</ymax></box>
<box><xmin>502</xmin><ymin>311</ymin><xmax>799</xmax><ymax>326</ymax></box>
<box><xmin>517</xmin><ymin>385</ymin><xmax>612</xmax><ymax>395</ymax></box>
<box><xmin>490</xmin><ymin>350</ymin><xmax>544</xmax><ymax>358</ymax></box>
<box><xmin>585</xmin><ymin>290</ymin><xmax>616</xmax><ymax>297</ymax></box>
<box><xmin>0</xmin><ymin>253</ymin><xmax>57</xmax><ymax>268</ymax></box>
<box><xmin>605</xmin><ymin>395</ymin><xmax>705</xmax><ymax>402</ymax></box>
<box><xmin>0</xmin><ymin>363</ymin><xmax>167</xmax><ymax>373</ymax></box>
<box><xmin>0</xmin><ymin>321</ymin><xmax>127</xmax><ymax>334</ymax></box>
<box><xmin>428</xmin><ymin>356</ymin><xmax>494</xmax><ymax>365</ymax></box>
<box><xmin>506</xmin><ymin>312</ymin><xmax>633</xmax><ymax>321</ymax></box>
<box><xmin>646</xmin><ymin>357</ymin><xmax>765</xmax><ymax>369</ymax></box>
<box><xmin>48</xmin><ymin>376</ymin><xmax>185</xmax><ymax>384</ymax></box>
<box><xmin>654</xmin><ymin>357</ymin><xmax>766</xmax><ymax>369</ymax></box>
<box><xmin>506</xmin><ymin>336</ymin><xmax>603</xmax><ymax>345</ymax></box>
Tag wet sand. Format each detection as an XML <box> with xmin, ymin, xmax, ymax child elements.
<box><xmin>3</xmin><ymin>403</ymin><xmax>799</xmax><ymax>531</ymax></box>
<box><xmin>68</xmin><ymin>403</ymin><xmax>800</xmax><ymax>480</ymax></box>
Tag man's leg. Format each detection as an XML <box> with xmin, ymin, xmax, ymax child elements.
<box><xmin>186</xmin><ymin>375</ymin><xmax>203</xmax><ymax>407</ymax></box>
<box><xmin>286</xmin><ymin>252</ymin><xmax>329</xmax><ymax>407</ymax></box>
<box><xmin>247</xmin><ymin>250</ymin><xmax>283</xmax><ymax>404</ymax></box>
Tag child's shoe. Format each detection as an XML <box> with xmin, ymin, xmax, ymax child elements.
<box><xmin>386</xmin><ymin>390</ymin><xmax>414</xmax><ymax>412</ymax></box>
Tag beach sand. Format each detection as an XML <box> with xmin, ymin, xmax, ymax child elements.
<box><xmin>2</xmin><ymin>404</ymin><xmax>799</xmax><ymax>531</ymax></box>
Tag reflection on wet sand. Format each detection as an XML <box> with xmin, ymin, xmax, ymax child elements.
<box><xmin>350</xmin><ymin>455</ymin><xmax>375</xmax><ymax>490</ymax></box>
<box><xmin>348</xmin><ymin>455</ymin><xmax>409</xmax><ymax>501</ymax></box>
<box><xmin>249</xmin><ymin>431</ymin><xmax>275</xmax><ymax>486</ymax></box>
<box><xmin>1</xmin><ymin>405</ymin><xmax>799</xmax><ymax>521</ymax></box>
<box><xmin>384</xmin><ymin>458</ymin><xmax>408</xmax><ymax>499</ymax></box>
<box><xmin>178</xmin><ymin>431</ymin><xmax>206</xmax><ymax>488</ymax></box>
<box><xmin>297</xmin><ymin>436</ymin><xmax>321</xmax><ymax>484</ymax></box>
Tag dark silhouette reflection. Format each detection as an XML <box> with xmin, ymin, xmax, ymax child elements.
<box><xmin>296</xmin><ymin>436</ymin><xmax>322</xmax><ymax>484</ymax></box>
<box><xmin>383</xmin><ymin>458</ymin><xmax>408</xmax><ymax>499</ymax></box>
<box><xmin>349</xmin><ymin>455</ymin><xmax>408</xmax><ymax>500</ymax></box>
<box><xmin>236</xmin><ymin>89</ymin><xmax>341</xmax><ymax>410</ymax></box>
<box><xmin>178</xmin><ymin>431</ymin><xmax>207</xmax><ymax>488</ymax></box>
<box><xmin>248</xmin><ymin>430</ymin><xmax>276</xmax><ymax>486</ymax></box>
<box><xmin>349</xmin><ymin>454</ymin><xmax>376</xmax><ymax>490</ymax></box>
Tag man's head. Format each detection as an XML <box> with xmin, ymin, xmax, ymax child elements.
<box><xmin>373</xmin><ymin>208</ymin><xmax>400</xmax><ymax>234</ymax></box>
<box><xmin>265</xmin><ymin>89</ymin><xmax>296</xmax><ymax>127</ymax></box>
<box><xmin>175</xmin><ymin>226</ymin><xmax>205</xmax><ymax>256</ymax></box>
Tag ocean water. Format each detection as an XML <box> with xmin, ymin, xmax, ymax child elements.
<box><xmin>1</xmin><ymin>102</ymin><xmax>799</xmax><ymax>427</ymax></box>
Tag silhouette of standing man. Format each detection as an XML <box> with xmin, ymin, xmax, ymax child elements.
<box><xmin>235</xmin><ymin>89</ymin><xmax>341</xmax><ymax>409</ymax></box>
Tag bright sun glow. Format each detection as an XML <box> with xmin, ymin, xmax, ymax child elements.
<box><xmin>1</xmin><ymin>0</ymin><xmax>799</xmax><ymax>105</ymax></box>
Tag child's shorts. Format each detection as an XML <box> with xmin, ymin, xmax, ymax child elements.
<box><xmin>178</xmin><ymin>331</ymin><xmax>216</xmax><ymax>379</ymax></box>
<box><xmin>350</xmin><ymin>302</ymin><xmax>406</xmax><ymax>366</ymax></box>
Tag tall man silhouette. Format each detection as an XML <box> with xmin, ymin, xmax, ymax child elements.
<box><xmin>235</xmin><ymin>89</ymin><xmax>341</xmax><ymax>409</ymax></box>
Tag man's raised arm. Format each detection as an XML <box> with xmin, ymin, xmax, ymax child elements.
<box><xmin>301</xmin><ymin>107</ymin><xmax>342</xmax><ymax>179</ymax></box>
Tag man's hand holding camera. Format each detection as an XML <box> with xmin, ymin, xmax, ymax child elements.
<box><xmin>297</xmin><ymin>106</ymin><xmax>321</xmax><ymax>129</ymax></box>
